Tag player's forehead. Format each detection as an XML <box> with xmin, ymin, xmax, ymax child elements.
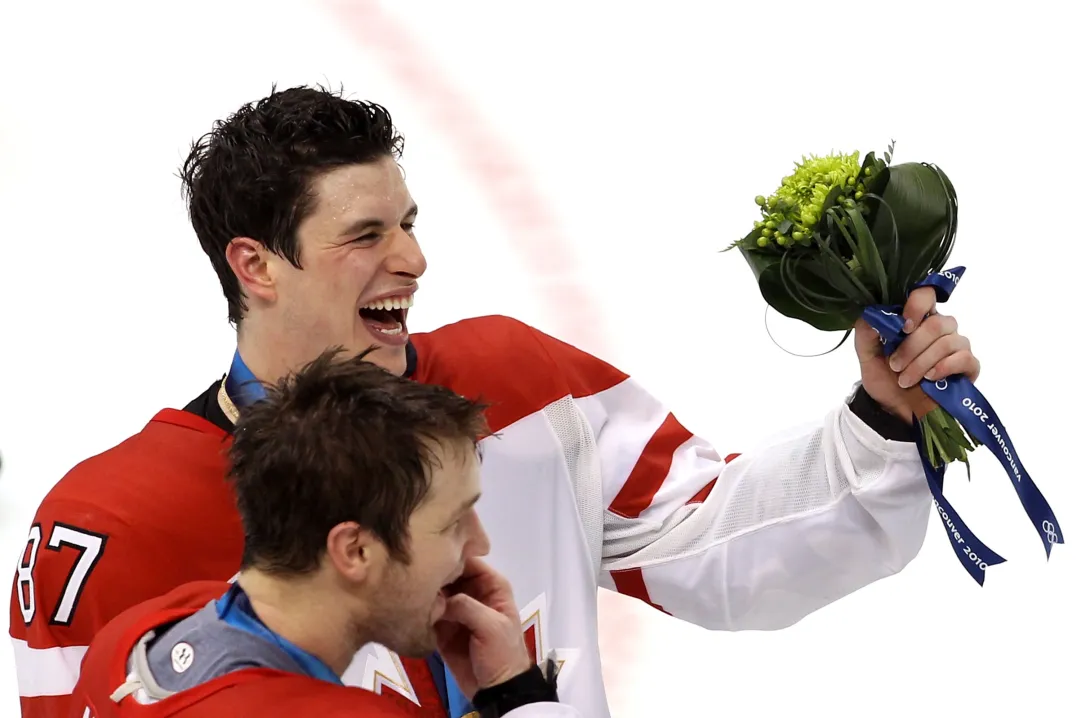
<box><xmin>416</xmin><ymin>442</ymin><xmax>481</xmax><ymax>515</ymax></box>
<box><xmin>307</xmin><ymin>157</ymin><xmax>413</xmax><ymax>225</ymax></box>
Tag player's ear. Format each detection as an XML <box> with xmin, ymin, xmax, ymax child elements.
<box><xmin>325</xmin><ymin>521</ymin><xmax>381</xmax><ymax>582</ymax></box>
<box><xmin>225</xmin><ymin>236</ymin><xmax>277</xmax><ymax>305</ymax></box>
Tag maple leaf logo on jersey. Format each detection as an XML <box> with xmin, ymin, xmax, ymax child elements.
<box><xmin>453</xmin><ymin>593</ymin><xmax>577</xmax><ymax>718</ymax></box>
<box><xmin>342</xmin><ymin>643</ymin><xmax>420</xmax><ymax>705</ymax></box>
<box><xmin>342</xmin><ymin>591</ymin><xmax>577</xmax><ymax>707</ymax></box>
<box><xmin>518</xmin><ymin>592</ymin><xmax>579</xmax><ymax>684</ymax></box>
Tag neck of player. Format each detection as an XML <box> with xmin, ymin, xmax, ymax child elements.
<box><xmin>235</xmin><ymin>320</ymin><xmax>307</xmax><ymax>387</ymax></box>
<box><xmin>236</xmin><ymin>569</ymin><xmax>368</xmax><ymax>677</ymax></box>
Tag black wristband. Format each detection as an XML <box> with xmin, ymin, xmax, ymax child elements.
<box><xmin>472</xmin><ymin>663</ymin><xmax>559</xmax><ymax>718</ymax></box>
<box><xmin>848</xmin><ymin>385</ymin><xmax>915</xmax><ymax>442</ymax></box>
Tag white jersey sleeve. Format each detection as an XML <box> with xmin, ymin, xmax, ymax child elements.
<box><xmin>577</xmin><ymin>373</ymin><xmax>932</xmax><ymax>630</ymax></box>
<box><xmin>450</xmin><ymin>316</ymin><xmax>934</xmax><ymax>633</ymax></box>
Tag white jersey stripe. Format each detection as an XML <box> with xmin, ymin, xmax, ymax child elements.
<box><xmin>11</xmin><ymin>638</ymin><xmax>86</xmax><ymax>697</ymax></box>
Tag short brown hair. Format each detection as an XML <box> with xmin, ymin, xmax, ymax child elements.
<box><xmin>228</xmin><ymin>346</ymin><xmax>490</xmax><ymax>574</ymax></box>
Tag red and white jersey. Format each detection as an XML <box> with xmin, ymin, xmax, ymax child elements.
<box><xmin>11</xmin><ymin>315</ymin><xmax>932</xmax><ymax>718</ymax></box>
<box><xmin>69</xmin><ymin>580</ymin><xmax>578</xmax><ymax>718</ymax></box>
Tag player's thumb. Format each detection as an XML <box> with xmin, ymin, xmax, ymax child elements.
<box><xmin>853</xmin><ymin>318</ymin><xmax>885</xmax><ymax>362</ymax></box>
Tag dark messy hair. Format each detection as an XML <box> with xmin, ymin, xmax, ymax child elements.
<box><xmin>179</xmin><ymin>84</ymin><xmax>405</xmax><ymax>325</ymax></box>
<box><xmin>227</xmin><ymin>346</ymin><xmax>491</xmax><ymax>574</ymax></box>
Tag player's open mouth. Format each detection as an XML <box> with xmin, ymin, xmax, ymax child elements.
<box><xmin>438</xmin><ymin>572</ymin><xmax>463</xmax><ymax>602</ymax></box>
<box><xmin>359</xmin><ymin>294</ymin><xmax>413</xmax><ymax>340</ymax></box>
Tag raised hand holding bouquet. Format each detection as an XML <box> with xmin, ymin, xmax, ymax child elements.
<box><xmin>725</xmin><ymin>144</ymin><xmax>1063</xmax><ymax>584</ymax></box>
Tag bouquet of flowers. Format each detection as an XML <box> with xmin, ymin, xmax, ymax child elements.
<box><xmin>725</xmin><ymin>144</ymin><xmax>1063</xmax><ymax>584</ymax></box>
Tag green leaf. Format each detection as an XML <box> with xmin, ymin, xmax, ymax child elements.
<box><xmin>738</xmin><ymin>244</ymin><xmax>858</xmax><ymax>331</ymax></box>
<box><xmin>921</xmin><ymin>408</ymin><xmax>979</xmax><ymax>469</ymax></box>
<box><xmin>860</xmin><ymin>193</ymin><xmax>903</xmax><ymax>300</ymax></box>
<box><xmin>921</xmin><ymin>419</ymin><xmax>936</xmax><ymax>465</ymax></box>
<box><xmin>721</xmin><ymin>237</ymin><xmax>743</xmax><ymax>252</ymax></box>
<box><xmin>925</xmin><ymin>418</ymin><xmax>951</xmax><ymax>467</ymax></box>
<box><xmin>724</xmin><ymin>223</ymin><xmax>767</xmax><ymax>253</ymax></box>
<box><xmin>859</xmin><ymin>150</ymin><xmax>879</xmax><ymax>180</ymax></box>
<box><xmin>811</xmin><ymin>230</ymin><xmax>876</xmax><ymax>306</ymax></box>
<box><xmin>863</xmin><ymin>164</ymin><xmax>890</xmax><ymax>198</ymax></box>
<box><xmin>868</xmin><ymin>162</ymin><xmax>958</xmax><ymax>295</ymax></box>
<box><xmin>813</xmin><ymin>184</ymin><xmax>845</xmax><ymax>234</ymax></box>
<box><xmin>845</xmin><ymin>207</ymin><xmax>889</xmax><ymax>302</ymax></box>
<box><xmin>779</xmin><ymin>250</ymin><xmax>856</xmax><ymax>316</ymax></box>
<box><xmin>828</xmin><ymin>208</ymin><xmax>859</xmax><ymax>254</ymax></box>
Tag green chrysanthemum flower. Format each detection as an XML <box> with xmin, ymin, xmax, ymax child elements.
<box><xmin>751</xmin><ymin>150</ymin><xmax>867</xmax><ymax>249</ymax></box>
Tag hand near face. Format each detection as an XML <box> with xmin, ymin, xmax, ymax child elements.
<box><xmin>433</xmin><ymin>557</ymin><xmax>532</xmax><ymax>698</ymax></box>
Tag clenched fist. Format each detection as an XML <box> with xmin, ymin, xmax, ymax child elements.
<box><xmin>855</xmin><ymin>285</ymin><xmax>981</xmax><ymax>423</ymax></box>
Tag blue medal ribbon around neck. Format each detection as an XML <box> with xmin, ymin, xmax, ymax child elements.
<box><xmin>224</xmin><ymin>349</ymin><xmax>268</xmax><ymax>407</ymax></box>
<box><xmin>215</xmin><ymin>583</ymin><xmax>343</xmax><ymax>684</ymax></box>
<box><xmin>861</xmin><ymin>267</ymin><xmax>1064</xmax><ymax>585</ymax></box>
<box><xmin>224</xmin><ymin>348</ymin><xmax>472</xmax><ymax>716</ymax></box>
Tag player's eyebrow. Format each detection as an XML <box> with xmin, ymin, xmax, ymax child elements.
<box><xmin>445</xmin><ymin>492</ymin><xmax>481</xmax><ymax>526</ymax></box>
<box><xmin>338</xmin><ymin>203</ymin><xmax>418</xmax><ymax>238</ymax></box>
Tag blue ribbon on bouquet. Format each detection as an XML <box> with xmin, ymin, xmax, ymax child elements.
<box><xmin>224</xmin><ymin>348</ymin><xmax>474</xmax><ymax>717</ymax></box>
<box><xmin>861</xmin><ymin>267</ymin><xmax>1064</xmax><ymax>585</ymax></box>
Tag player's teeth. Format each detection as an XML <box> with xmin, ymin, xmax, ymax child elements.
<box><xmin>375</xmin><ymin>324</ymin><xmax>403</xmax><ymax>336</ymax></box>
<box><xmin>362</xmin><ymin>295</ymin><xmax>414</xmax><ymax>311</ymax></box>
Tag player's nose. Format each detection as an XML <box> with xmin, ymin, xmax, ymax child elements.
<box><xmin>466</xmin><ymin>508</ymin><xmax>491</xmax><ymax>558</ymax></box>
<box><xmin>386</xmin><ymin>226</ymin><xmax>427</xmax><ymax>279</ymax></box>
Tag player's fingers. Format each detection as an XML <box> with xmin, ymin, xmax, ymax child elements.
<box><xmin>902</xmin><ymin>286</ymin><xmax>937</xmax><ymax>334</ymax></box>
<box><xmin>442</xmin><ymin>593</ymin><xmax>498</xmax><ymax>632</ymax></box>
<box><xmin>434</xmin><ymin>618</ymin><xmax>460</xmax><ymax>645</ymax></box>
<box><xmin>457</xmin><ymin>557</ymin><xmax>514</xmax><ymax>601</ymax></box>
<box><xmin>897</xmin><ymin>333</ymin><xmax>970</xmax><ymax>389</ymax></box>
<box><xmin>888</xmin><ymin>313</ymin><xmax>958</xmax><ymax>375</ymax></box>
<box><xmin>459</xmin><ymin>556</ymin><xmax>497</xmax><ymax>583</ymax></box>
<box><xmin>924</xmin><ymin>348</ymin><xmax>981</xmax><ymax>384</ymax></box>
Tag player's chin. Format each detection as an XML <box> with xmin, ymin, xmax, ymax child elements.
<box><xmin>401</xmin><ymin>626</ymin><xmax>440</xmax><ymax>659</ymax></box>
<box><xmin>370</xmin><ymin>346</ymin><xmax>408</xmax><ymax>376</ymax></box>
<box><xmin>354</xmin><ymin>332</ymin><xmax>409</xmax><ymax>375</ymax></box>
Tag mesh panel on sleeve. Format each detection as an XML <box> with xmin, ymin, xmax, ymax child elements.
<box><xmin>543</xmin><ymin>396</ymin><xmax>605</xmax><ymax>577</ymax></box>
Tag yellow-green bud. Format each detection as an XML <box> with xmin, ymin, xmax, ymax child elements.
<box><xmin>756</xmin><ymin>235</ymin><xmax>769</xmax><ymax>247</ymax></box>
<box><xmin>855</xmin><ymin>191</ymin><xmax>864</xmax><ymax>200</ymax></box>
<box><xmin>747</xmin><ymin>150</ymin><xmax>869</xmax><ymax>250</ymax></box>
